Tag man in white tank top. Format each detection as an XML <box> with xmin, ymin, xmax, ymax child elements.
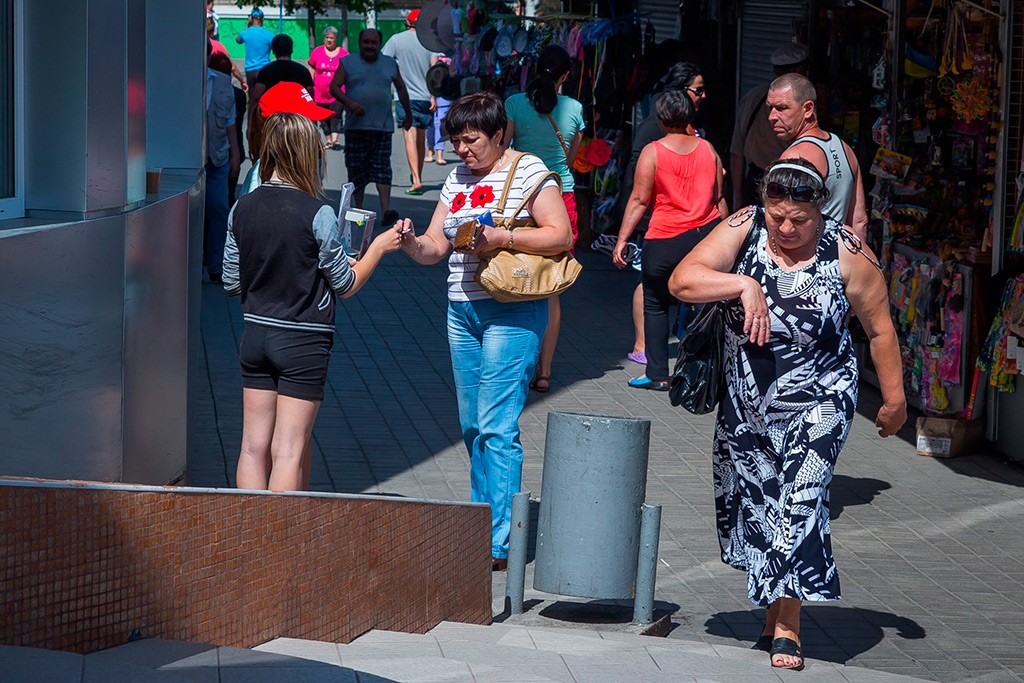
<box><xmin>766</xmin><ymin>73</ymin><xmax>868</xmax><ymax>239</ymax></box>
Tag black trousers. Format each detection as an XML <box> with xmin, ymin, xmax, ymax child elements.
<box><xmin>640</xmin><ymin>222</ymin><xmax>716</xmax><ymax>381</ymax></box>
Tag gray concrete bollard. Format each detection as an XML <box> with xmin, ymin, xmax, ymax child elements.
<box><xmin>506</xmin><ymin>491</ymin><xmax>531</xmax><ymax>614</ymax></box>
<box><xmin>633</xmin><ymin>503</ymin><xmax>662</xmax><ymax>625</ymax></box>
<box><xmin>533</xmin><ymin>412</ymin><xmax>651</xmax><ymax>599</ymax></box>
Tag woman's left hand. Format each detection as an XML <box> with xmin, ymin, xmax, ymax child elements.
<box><xmin>738</xmin><ymin>276</ymin><xmax>771</xmax><ymax>346</ymax></box>
<box><xmin>875</xmin><ymin>401</ymin><xmax>907</xmax><ymax>438</ymax></box>
<box><xmin>472</xmin><ymin>225</ymin><xmax>510</xmax><ymax>254</ymax></box>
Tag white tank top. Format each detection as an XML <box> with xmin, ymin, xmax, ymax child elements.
<box><xmin>789</xmin><ymin>133</ymin><xmax>855</xmax><ymax>224</ymax></box>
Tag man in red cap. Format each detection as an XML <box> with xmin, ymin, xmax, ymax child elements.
<box><xmin>382</xmin><ymin>9</ymin><xmax>441</xmax><ymax>195</ymax></box>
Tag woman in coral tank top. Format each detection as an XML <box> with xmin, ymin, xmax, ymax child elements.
<box><xmin>612</xmin><ymin>90</ymin><xmax>727</xmax><ymax>390</ymax></box>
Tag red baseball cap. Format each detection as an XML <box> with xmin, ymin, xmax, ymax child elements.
<box><xmin>259</xmin><ymin>82</ymin><xmax>334</xmax><ymax>121</ymax></box>
<box><xmin>407</xmin><ymin>9</ymin><xmax>420</xmax><ymax>24</ymax></box>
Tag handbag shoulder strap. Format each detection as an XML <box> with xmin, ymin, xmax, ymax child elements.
<box><xmin>495</xmin><ymin>152</ymin><xmax>529</xmax><ymax>212</ymax></box>
<box><xmin>730</xmin><ymin>209</ymin><xmax>760</xmax><ymax>272</ymax></box>
<box><xmin>509</xmin><ymin>170</ymin><xmax>563</xmax><ymax>221</ymax></box>
<box><xmin>545</xmin><ymin>114</ymin><xmax>571</xmax><ymax>162</ymax></box>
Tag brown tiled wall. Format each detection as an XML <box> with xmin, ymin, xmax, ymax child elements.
<box><xmin>0</xmin><ymin>481</ymin><xmax>492</xmax><ymax>653</ymax></box>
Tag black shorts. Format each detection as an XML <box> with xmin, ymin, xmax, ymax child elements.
<box><xmin>239</xmin><ymin>323</ymin><xmax>334</xmax><ymax>401</ymax></box>
<box><xmin>344</xmin><ymin>130</ymin><xmax>393</xmax><ymax>188</ymax></box>
<box><xmin>396</xmin><ymin>99</ymin><xmax>433</xmax><ymax>129</ymax></box>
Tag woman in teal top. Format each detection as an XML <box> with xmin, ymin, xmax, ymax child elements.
<box><xmin>505</xmin><ymin>45</ymin><xmax>585</xmax><ymax>394</ymax></box>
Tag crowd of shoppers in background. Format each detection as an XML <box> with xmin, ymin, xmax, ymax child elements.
<box><xmin>198</xmin><ymin>9</ymin><xmax>910</xmax><ymax>672</ymax></box>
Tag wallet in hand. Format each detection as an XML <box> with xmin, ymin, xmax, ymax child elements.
<box><xmin>453</xmin><ymin>211</ymin><xmax>493</xmax><ymax>252</ymax></box>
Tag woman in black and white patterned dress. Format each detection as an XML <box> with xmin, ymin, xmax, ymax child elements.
<box><xmin>670</xmin><ymin>158</ymin><xmax>906</xmax><ymax>671</ymax></box>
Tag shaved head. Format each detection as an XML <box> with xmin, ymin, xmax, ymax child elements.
<box><xmin>769</xmin><ymin>73</ymin><xmax>816</xmax><ymax>108</ymax></box>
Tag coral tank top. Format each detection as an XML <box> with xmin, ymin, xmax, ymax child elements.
<box><xmin>646</xmin><ymin>138</ymin><xmax>721</xmax><ymax>239</ymax></box>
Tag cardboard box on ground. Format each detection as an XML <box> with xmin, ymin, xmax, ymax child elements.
<box><xmin>915</xmin><ymin>417</ymin><xmax>986</xmax><ymax>458</ymax></box>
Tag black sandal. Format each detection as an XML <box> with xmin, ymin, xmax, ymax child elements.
<box><xmin>752</xmin><ymin>634</ymin><xmax>773</xmax><ymax>651</ymax></box>
<box><xmin>769</xmin><ymin>637</ymin><xmax>805</xmax><ymax>671</ymax></box>
<box><xmin>529</xmin><ymin>375</ymin><xmax>550</xmax><ymax>393</ymax></box>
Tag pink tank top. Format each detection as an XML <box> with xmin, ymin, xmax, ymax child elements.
<box><xmin>646</xmin><ymin>138</ymin><xmax>721</xmax><ymax>240</ymax></box>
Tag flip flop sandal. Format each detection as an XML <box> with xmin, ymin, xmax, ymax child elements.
<box><xmin>405</xmin><ymin>187</ymin><xmax>425</xmax><ymax>195</ymax></box>
<box><xmin>627</xmin><ymin>351</ymin><xmax>647</xmax><ymax>364</ymax></box>
<box><xmin>529</xmin><ymin>376</ymin><xmax>551</xmax><ymax>393</ymax></box>
<box><xmin>436</xmin><ymin>159</ymin><xmax>448</xmax><ymax>165</ymax></box>
<box><xmin>769</xmin><ymin>637</ymin><xmax>805</xmax><ymax>671</ymax></box>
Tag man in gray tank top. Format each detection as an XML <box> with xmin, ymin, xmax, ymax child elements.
<box><xmin>766</xmin><ymin>73</ymin><xmax>868</xmax><ymax>238</ymax></box>
<box><xmin>330</xmin><ymin>29</ymin><xmax>412</xmax><ymax>223</ymax></box>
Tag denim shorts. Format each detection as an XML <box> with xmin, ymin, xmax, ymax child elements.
<box><xmin>396</xmin><ymin>99</ymin><xmax>433</xmax><ymax>130</ymax></box>
<box><xmin>239</xmin><ymin>323</ymin><xmax>334</xmax><ymax>401</ymax></box>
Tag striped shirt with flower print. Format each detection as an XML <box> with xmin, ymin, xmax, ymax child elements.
<box><xmin>439</xmin><ymin>154</ymin><xmax>560</xmax><ymax>302</ymax></box>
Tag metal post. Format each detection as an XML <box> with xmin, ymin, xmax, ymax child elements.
<box><xmin>633</xmin><ymin>503</ymin><xmax>662</xmax><ymax>625</ymax></box>
<box><xmin>506</xmin><ymin>491</ymin><xmax>531</xmax><ymax>615</ymax></box>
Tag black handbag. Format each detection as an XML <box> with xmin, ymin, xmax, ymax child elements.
<box><xmin>669</xmin><ymin>222</ymin><xmax>759</xmax><ymax>414</ymax></box>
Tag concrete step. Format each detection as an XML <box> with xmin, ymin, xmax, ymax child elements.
<box><xmin>0</xmin><ymin>624</ymin><xmax>933</xmax><ymax>682</ymax></box>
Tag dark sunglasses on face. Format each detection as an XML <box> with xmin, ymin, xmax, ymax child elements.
<box><xmin>686</xmin><ymin>86</ymin><xmax>706</xmax><ymax>96</ymax></box>
<box><xmin>765</xmin><ymin>182</ymin><xmax>820</xmax><ymax>203</ymax></box>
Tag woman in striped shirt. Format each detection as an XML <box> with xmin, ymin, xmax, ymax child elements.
<box><xmin>394</xmin><ymin>92</ymin><xmax>573</xmax><ymax>569</ymax></box>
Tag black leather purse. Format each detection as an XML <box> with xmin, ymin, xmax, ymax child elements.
<box><xmin>669</xmin><ymin>222</ymin><xmax>759</xmax><ymax>414</ymax></box>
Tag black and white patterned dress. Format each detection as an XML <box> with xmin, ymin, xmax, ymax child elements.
<box><xmin>714</xmin><ymin>208</ymin><xmax>856</xmax><ymax>606</ymax></box>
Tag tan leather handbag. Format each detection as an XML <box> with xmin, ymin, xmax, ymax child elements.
<box><xmin>475</xmin><ymin>154</ymin><xmax>582</xmax><ymax>303</ymax></box>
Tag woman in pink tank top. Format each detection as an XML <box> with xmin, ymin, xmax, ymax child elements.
<box><xmin>612</xmin><ymin>90</ymin><xmax>726</xmax><ymax>389</ymax></box>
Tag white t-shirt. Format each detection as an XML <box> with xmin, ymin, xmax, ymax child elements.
<box><xmin>439</xmin><ymin>154</ymin><xmax>559</xmax><ymax>302</ymax></box>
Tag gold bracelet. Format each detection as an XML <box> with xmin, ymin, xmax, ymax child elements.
<box><xmin>507</xmin><ymin>229</ymin><xmax>514</xmax><ymax>249</ymax></box>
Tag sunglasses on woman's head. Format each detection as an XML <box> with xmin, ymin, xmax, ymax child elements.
<box><xmin>765</xmin><ymin>182</ymin><xmax>820</xmax><ymax>203</ymax></box>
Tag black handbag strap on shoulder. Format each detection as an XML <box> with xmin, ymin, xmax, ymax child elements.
<box><xmin>731</xmin><ymin>213</ymin><xmax>761</xmax><ymax>273</ymax></box>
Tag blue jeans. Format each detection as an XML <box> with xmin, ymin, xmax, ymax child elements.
<box><xmin>448</xmin><ymin>298</ymin><xmax>548</xmax><ymax>559</ymax></box>
<box><xmin>204</xmin><ymin>159</ymin><xmax>230</xmax><ymax>277</ymax></box>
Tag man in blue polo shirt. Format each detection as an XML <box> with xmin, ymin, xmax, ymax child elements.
<box><xmin>235</xmin><ymin>8</ymin><xmax>275</xmax><ymax>96</ymax></box>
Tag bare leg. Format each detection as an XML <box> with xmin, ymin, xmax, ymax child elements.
<box><xmin>376</xmin><ymin>183</ymin><xmax>391</xmax><ymax>216</ymax></box>
<box><xmin>771</xmin><ymin>597</ymin><xmax>803</xmax><ymax>668</ymax></box>
<box><xmin>533</xmin><ymin>295</ymin><xmax>559</xmax><ymax>390</ymax></box>
<box><xmin>353</xmin><ymin>186</ymin><xmax>366</xmax><ymax>209</ymax></box>
<box><xmin>267</xmin><ymin>395</ymin><xmax>321</xmax><ymax>492</ymax></box>
<box><xmin>301</xmin><ymin>437</ymin><xmax>312</xmax><ymax>490</ymax></box>
<box><xmin>761</xmin><ymin>600</ymin><xmax>780</xmax><ymax>638</ymax></box>
<box><xmin>632</xmin><ymin>283</ymin><xmax>645</xmax><ymax>354</ymax></box>
<box><xmin>236</xmin><ymin>388</ymin><xmax>278</xmax><ymax>490</ymax></box>
<box><xmin>404</xmin><ymin>127</ymin><xmax>426</xmax><ymax>190</ymax></box>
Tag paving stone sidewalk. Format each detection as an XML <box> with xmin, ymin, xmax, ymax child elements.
<box><xmin>0</xmin><ymin>622</ymin><xmax>933</xmax><ymax>682</ymax></box>
<box><xmin>191</xmin><ymin>138</ymin><xmax>1024</xmax><ymax>682</ymax></box>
